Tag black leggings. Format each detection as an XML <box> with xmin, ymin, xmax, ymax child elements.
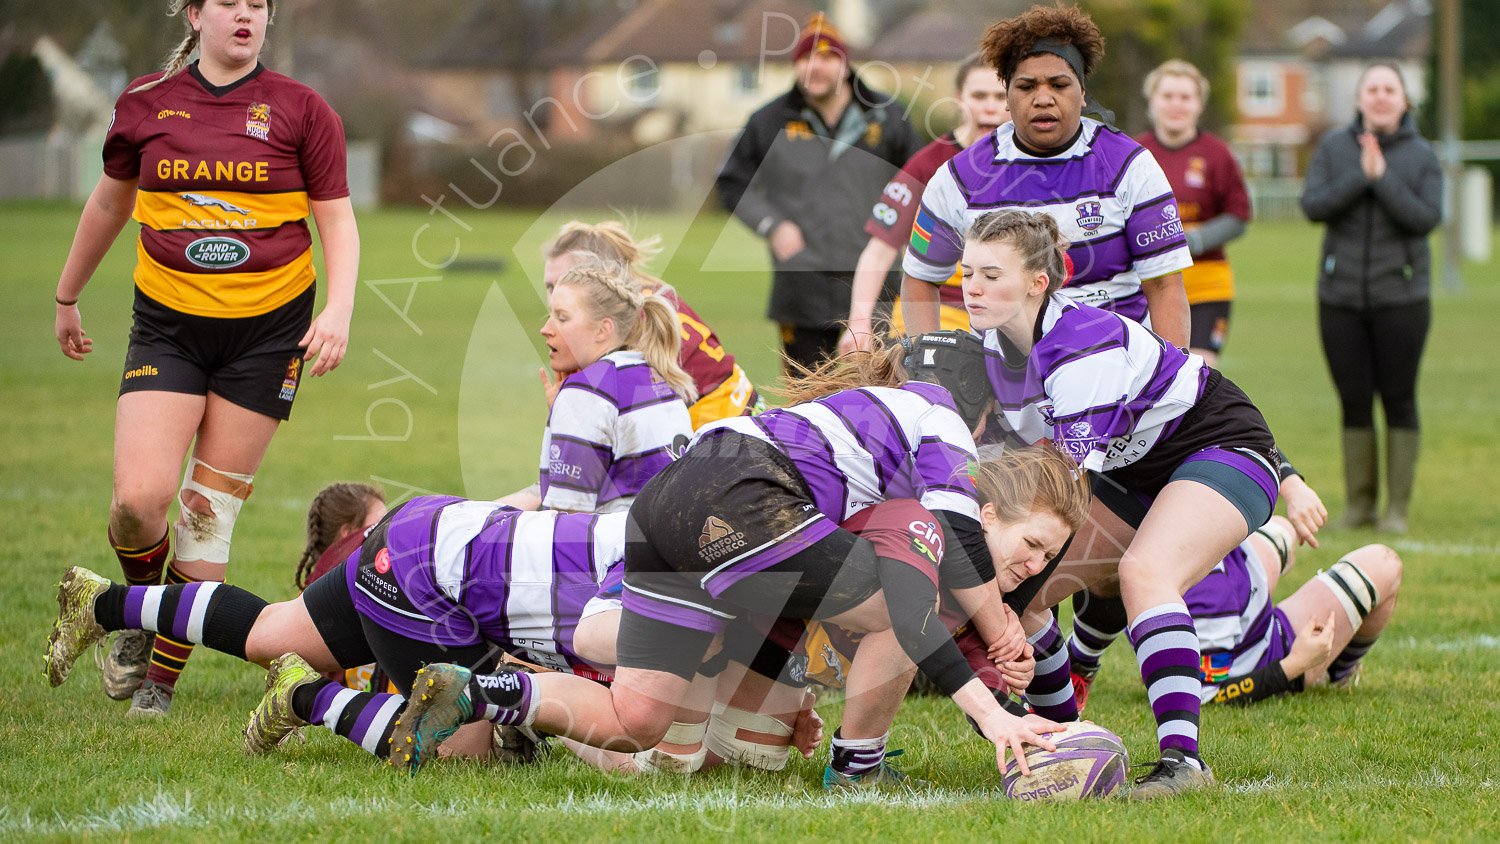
<box><xmin>1319</xmin><ymin>301</ymin><xmax>1429</xmax><ymax>429</ymax></box>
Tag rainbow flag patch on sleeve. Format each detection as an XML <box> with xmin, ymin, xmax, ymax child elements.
<box><xmin>1200</xmin><ymin>651</ymin><xmax>1233</xmax><ymax>684</ymax></box>
<box><xmin>910</xmin><ymin>207</ymin><xmax>937</xmax><ymax>256</ymax></box>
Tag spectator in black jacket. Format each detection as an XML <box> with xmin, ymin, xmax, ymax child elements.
<box><xmin>1300</xmin><ymin>63</ymin><xmax>1441</xmax><ymax>534</ymax></box>
<box><xmin>716</xmin><ymin>13</ymin><xmax>920</xmax><ymax>371</ymax></box>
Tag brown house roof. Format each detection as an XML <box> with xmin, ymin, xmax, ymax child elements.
<box><xmin>866</xmin><ymin>1</ymin><xmax>1030</xmax><ymax>63</ymax></box>
<box><xmin>583</xmin><ymin>0</ymin><xmax>814</xmax><ymax>64</ymax></box>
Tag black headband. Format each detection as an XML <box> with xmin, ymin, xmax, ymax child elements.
<box><xmin>1023</xmin><ymin>38</ymin><xmax>1087</xmax><ymax>82</ymax></box>
<box><xmin>1007</xmin><ymin>37</ymin><xmax>1116</xmax><ymax>127</ymax></box>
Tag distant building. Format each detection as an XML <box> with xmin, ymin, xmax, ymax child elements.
<box><xmin>1232</xmin><ymin>0</ymin><xmax>1431</xmax><ymax>178</ymax></box>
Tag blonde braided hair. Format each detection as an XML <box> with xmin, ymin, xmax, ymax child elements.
<box><xmin>555</xmin><ymin>258</ymin><xmax>697</xmax><ymax>403</ymax></box>
<box><xmin>130</xmin><ymin>0</ymin><xmax>276</xmax><ymax>94</ymax></box>
<box><xmin>546</xmin><ymin>220</ymin><xmax>670</xmax><ymax>293</ymax></box>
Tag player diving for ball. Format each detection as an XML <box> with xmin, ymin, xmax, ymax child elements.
<box><xmin>389</xmin><ymin>339</ymin><xmax>1093</xmax><ymax>787</ymax></box>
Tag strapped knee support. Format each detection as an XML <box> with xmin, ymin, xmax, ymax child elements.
<box><xmin>1253</xmin><ymin>521</ymin><xmax>1293</xmax><ymax>574</ymax></box>
<box><xmin>1316</xmin><ymin>559</ymin><xmax>1379</xmax><ymax>629</ymax></box>
<box><xmin>632</xmin><ymin>720</ymin><xmax>708</xmax><ymax>774</ymax></box>
<box><xmin>174</xmin><ymin>459</ymin><xmax>254</xmax><ymax>564</ymax></box>
<box><xmin>704</xmin><ymin>704</ymin><xmax>794</xmax><ymax>771</ymax></box>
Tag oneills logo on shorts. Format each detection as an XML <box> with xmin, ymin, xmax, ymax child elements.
<box><xmin>124</xmin><ymin>364</ymin><xmax>159</xmax><ymax>380</ymax></box>
<box><xmin>698</xmin><ymin>516</ymin><xmax>747</xmax><ymax>562</ymax></box>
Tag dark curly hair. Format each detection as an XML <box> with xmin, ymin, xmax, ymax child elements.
<box><xmin>980</xmin><ymin>4</ymin><xmax>1106</xmax><ymax>84</ymax></box>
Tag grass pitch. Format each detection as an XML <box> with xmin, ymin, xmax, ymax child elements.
<box><xmin>1</xmin><ymin>202</ymin><xmax>1497</xmax><ymax>841</ymax></box>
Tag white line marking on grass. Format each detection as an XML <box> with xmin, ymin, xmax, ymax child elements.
<box><xmin>4</xmin><ymin>774</ymin><xmax>1494</xmax><ymax>836</ymax></box>
<box><xmin>0</xmin><ymin>788</ymin><xmax>999</xmax><ymax>836</ymax></box>
<box><xmin>1390</xmin><ymin>539</ymin><xmax>1500</xmax><ymax>558</ymax></box>
<box><xmin>1389</xmin><ymin>634</ymin><xmax>1500</xmax><ymax>653</ymax></box>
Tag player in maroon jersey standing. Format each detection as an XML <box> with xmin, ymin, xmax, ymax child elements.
<box><xmin>1135</xmin><ymin>60</ymin><xmax>1252</xmax><ymax>366</ymax></box>
<box><xmin>51</xmin><ymin>0</ymin><xmax>359</xmax><ymax>717</ymax></box>
<box><xmin>840</xmin><ymin>55</ymin><xmax>1009</xmax><ymax>354</ymax></box>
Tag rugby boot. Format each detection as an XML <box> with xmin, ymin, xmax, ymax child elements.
<box><xmin>1128</xmin><ymin>749</ymin><xmax>1215</xmax><ymax>800</ymax></box>
<box><xmin>101</xmin><ymin>630</ymin><xmax>155</xmax><ymax>700</ymax></box>
<box><xmin>822</xmin><ymin>749</ymin><xmax>930</xmax><ymax>792</ymax></box>
<box><xmin>1070</xmin><ymin>670</ymin><xmax>1095</xmax><ymax>714</ymax></box>
<box><xmin>128</xmin><ymin>680</ymin><xmax>173</xmax><ymax>717</ymax></box>
<box><xmin>388</xmin><ymin>663</ymin><xmax>476</xmax><ymax>775</ymax></box>
<box><xmin>1336</xmin><ymin>428</ymin><xmax>1378</xmax><ymax>529</ymax></box>
<box><xmin>243</xmin><ymin>653</ymin><xmax>319</xmax><ymax>754</ymax></box>
<box><xmin>44</xmin><ymin>566</ymin><xmax>109</xmax><ymax>687</ymax></box>
<box><xmin>492</xmin><ymin>725</ymin><xmax>546</xmax><ymax>764</ymax></box>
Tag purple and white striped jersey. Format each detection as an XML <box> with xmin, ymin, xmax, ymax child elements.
<box><xmin>348</xmin><ymin>496</ymin><xmax>625</xmax><ymax>674</ymax></box>
<box><xmin>696</xmin><ymin>382</ymin><xmax>981</xmax><ymax>523</ymax></box>
<box><xmin>1187</xmin><ymin>540</ymin><xmax>1289</xmax><ymax>702</ymax></box>
<box><xmin>539</xmin><ymin>350</ymin><xmax>692</xmax><ymax>513</ymax></box>
<box><xmin>903</xmin><ymin>118</ymin><xmax>1192</xmax><ymax>323</ymax></box>
<box><xmin>983</xmin><ymin>294</ymin><xmax>1207</xmax><ymax>472</ymax></box>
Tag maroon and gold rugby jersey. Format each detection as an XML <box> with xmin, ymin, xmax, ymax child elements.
<box><xmin>863</xmin><ymin>132</ymin><xmax>966</xmax><ymax>307</ymax></box>
<box><xmin>104</xmin><ymin>63</ymin><xmax>348</xmax><ymax>318</ymax></box>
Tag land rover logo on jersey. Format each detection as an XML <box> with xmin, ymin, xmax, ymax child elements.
<box><xmin>184</xmin><ymin>237</ymin><xmax>250</xmax><ymax>269</ymax></box>
<box><xmin>1075</xmin><ymin>201</ymin><xmax>1104</xmax><ymax>232</ymax></box>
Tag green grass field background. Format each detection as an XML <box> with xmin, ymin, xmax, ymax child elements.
<box><xmin>1</xmin><ymin>202</ymin><xmax>1496</xmax><ymax>840</ymax></box>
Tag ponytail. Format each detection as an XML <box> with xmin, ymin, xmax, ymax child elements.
<box><xmin>629</xmin><ymin>296</ymin><xmax>697</xmax><ymax>403</ymax></box>
<box><xmin>556</xmin><ymin>259</ymin><xmax>697</xmax><ymax>404</ymax></box>
<box><xmin>778</xmin><ymin>336</ymin><xmax>908</xmax><ymax>405</ymax></box>
<box><xmin>129</xmin><ymin>0</ymin><xmax>275</xmax><ymax>94</ymax></box>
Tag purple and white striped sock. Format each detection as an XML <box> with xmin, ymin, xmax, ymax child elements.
<box><xmin>94</xmin><ymin>581</ymin><xmax>265</xmax><ymax>661</ymax></box>
<box><xmin>830</xmin><ymin>729</ymin><xmax>888</xmax><ymax>778</ymax></box>
<box><xmin>1024</xmin><ymin>616</ymin><xmax>1081</xmax><ymax>721</ymax></box>
<box><xmin>1328</xmin><ymin>636</ymin><xmax>1377</xmax><ymax>683</ymax></box>
<box><xmin>467</xmin><ymin>670</ymin><xmax>538</xmax><ymax>727</ymax></box>
<box><xmin>297</xmin><ymin>680</ymin><xmax>405</xmax><ymax>759</ymax></box>
<box><xmin>1067</xmin><ymin>593</ymin><xmax>1127</xmax><ymax>677</ymax></box>
<box><xmin>1128</xmin><ymin>603</ymin><xmax>1203</xmax><ymax>764</ymax></box>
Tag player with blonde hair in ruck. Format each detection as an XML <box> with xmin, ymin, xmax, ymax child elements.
<box><xmin>51</xmin><ymin>0</ymin><xmax>359</xmax><ymax>716</ymax></box>
<box><xmin>389</xmin><ymin>339</ymin><xmax>1095</xmax><ymax>788</ymax></box>
<box><xmin>543</xmin><ymin>221</ymin><xmax>761</xmax><ymax>428</ymax></box>
<box><xmin>509</xmin><ymin>258</ymin><xmax>695</xmax><ymax>514</ymax></box>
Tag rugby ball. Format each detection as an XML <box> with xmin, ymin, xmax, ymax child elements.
<box><xmin>1001</xmin><ymin>721</ymin><xmax>1129</xmax><ymax>801</ymax></box>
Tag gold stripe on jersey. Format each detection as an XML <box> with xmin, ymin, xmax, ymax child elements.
<box><xmin>134</xmin><ymin>239</ymin><xmax>315</xmax><ymax>318</ymax></box>
<box><xmin>134</xmin><ymin>189</ymin><xmax>310</xmax><ymax>233</ymax></box>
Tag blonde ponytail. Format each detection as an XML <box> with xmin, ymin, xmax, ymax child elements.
<box><xmin>556</xmin><ymin>259</ymin><xmax>696</xmax><ymax>403</ymax></box>
<box><xmin>778</xmin><ymin>336</ymin><xmax>908</xmax><ymax>405</ymax></box>
<box><xmin>629</xmin><ymin>296</ymin><xmax>697</xmax><ymax>403</ymax></box>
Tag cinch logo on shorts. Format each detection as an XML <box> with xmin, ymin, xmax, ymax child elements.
<box><xmin>124</xmin><ymin>364</ymin><xmax>159</xmax><ymax>380</ymax></box>
<box><xmin>698</xmin><ymin>516</ymin><xmax>747</xmax><ymax>562</ymax></box>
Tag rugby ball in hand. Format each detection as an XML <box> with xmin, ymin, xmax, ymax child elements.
<box><xmin>1001</xmin><ymin>721</ymin><xmax>1129</xmax><ymax>801</ymax></box>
